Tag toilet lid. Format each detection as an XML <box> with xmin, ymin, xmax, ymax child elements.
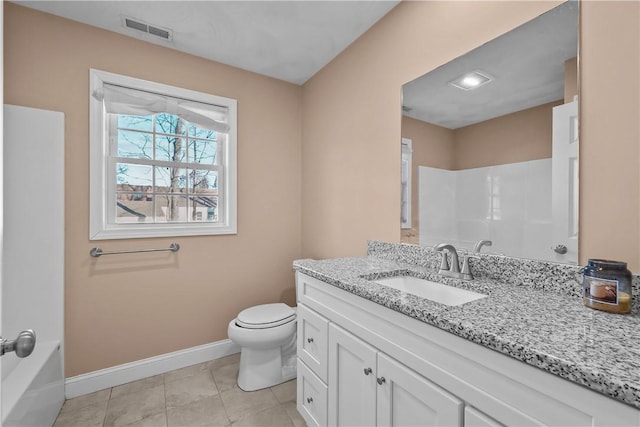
<box><xmin>236</xmin><ymin>303</ymin><xmax>296</xmax><ymax>329</ymax></box>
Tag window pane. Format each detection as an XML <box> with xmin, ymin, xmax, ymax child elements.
<box><xmin>155</xmin><ymin>113</ymin><xmax>187</xmax><ymax>136</ymax></box>
<box><xmin>189</xmin><ymin>169</ymin><xmax>218</xmax><ymax>194</ymax></box>
<box><xmin>115</xmin><ymin>193</ymin><xmax>154</xmax><ymax>223</ymax></box>
<box><xmin>117</xmin><ymin>115</ymin><xmax>153</xmax><ymax>132</ymax></box>
<box><xmin>186</xmin><ymin>196</ymin><xmax>218</xmax><ymax>222</ymax></box>
<box><xmin>155</xmin><ymin>167</ymin><xmax>187</xmax><ymax>192</ymax></box>
<box><xmin>187</xmin><ymin>139</ymin><xmax>218</xmax><ymax>165</ymax></box>
<box><xmin>116</xmin><ymin>163</ymin><xmax>153</xmax><ymax>187</ymax></box>
<box><xmin>156</xmin><ymin>195</ymin><xmax>188</xmax><ymax>223</ymax></box>
<box><xmin>117</xmin><ymin>130</ymin><xmax>153</xmax><ymax>159</ymax></box>
<box><xmin>155</xmin><ymin>135</ymin><xmax>186</xmax><ymax>162</ymax></box>
<box><xmin>189</xmin><ymin>125</ymin><xmax>217</xmax><ymax>140</ymax></box>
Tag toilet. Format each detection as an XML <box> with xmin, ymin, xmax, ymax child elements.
<box><xmin>227</xmin><ymin>303</ymin><xmax>297</xmax><ymax>391</ymax></box>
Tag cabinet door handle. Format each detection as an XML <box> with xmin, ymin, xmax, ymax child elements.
<box><xmin>307</xmin><ymin>397</ymin><xmax>313</xmax><ymax>404</ymax></box>
<box><xmin>363</xmin><ymin>367</ymin><xmax>372</xmax><ymax>375</ymax></box>
<box><xmin>307</xmin><ymin>337</ymin><xmax>314</xmax><ymax>343</ymax></box>
<box><xmin>377</xmin><ymin>377</ymin><xmax>386</xmax><ymax>385</ymax></box>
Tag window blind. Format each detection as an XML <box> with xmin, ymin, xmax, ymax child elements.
<box><xmin>93</xmin><ymin>83</ymin><xmax>230</xmax><ymax>133</ymax></box>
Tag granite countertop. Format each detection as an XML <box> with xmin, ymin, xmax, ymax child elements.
<box><xmin>293</xmin><ymin>255</ymin><xmax>640</xmax><ymax>410</ymax></box>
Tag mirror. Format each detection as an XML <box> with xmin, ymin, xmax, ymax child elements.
<box><xmin>401</xmin><ymin>1</ymin><xmax>579</xmax><ymax>264</ymax></box>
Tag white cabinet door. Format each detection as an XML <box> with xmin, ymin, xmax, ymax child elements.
<box><xmin>328</xmin><ymin>324</ymin><xmax>377</xmax><ymax>427</ymax></box>
<box><xmin>377</xmin><ymin>352</ymin><xmax>463</xmax><ymax>427</ymax></box>
<box><xmin>464</xmin><ymin>406</ymin><xmax>503</xmax><ymax>427</ymax></box>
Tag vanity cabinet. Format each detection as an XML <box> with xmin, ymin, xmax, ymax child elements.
<box><xmin>299</xmin><ymin>315</ymin><xmax>463</xmax><ymax>427</ymax></box>
<box><xmin>329</xmin><ymin>323</ymin><xmax>463</xmax><ymax>426</ymax></box>
<box><xmin>296</xmin><ymin>272</ymin><xmax>640</xmax><ymax>427</ymax></box>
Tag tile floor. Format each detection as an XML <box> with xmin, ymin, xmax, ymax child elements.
<box><xmin>53</xmin><ymin>354</ymin><xmax>306</xmax><ymax>427</ymax></box>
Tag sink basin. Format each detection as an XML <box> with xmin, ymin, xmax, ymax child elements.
<box><xmin>374</xmin><ymin>276</ymin><xmax>487</xmax><ymax>306</ymax></box>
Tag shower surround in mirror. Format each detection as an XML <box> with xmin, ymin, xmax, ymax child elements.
<box><xmin>418</xmin><ymin>158</ymin><xmax>567</xmax><ymax>263</ymax></box>
<box><xmin>400</xmin><ymin>1</ymin><xmax>578</xmax><ymax>264</ymax></box>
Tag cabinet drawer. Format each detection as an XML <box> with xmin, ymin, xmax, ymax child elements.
<box><xmin>297</xmin><ymin>358</ymin><xmax>328</xmax><ymax>427</ymax></box>
<box><xmin>297</xmin><ymin>304</ymin><xmax>329</xmax><ymax>382</ymax></box>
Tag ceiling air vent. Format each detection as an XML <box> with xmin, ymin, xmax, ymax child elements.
<box><xmin>123</xmin><ymin>16</ymin><xmax>172</xmax><ymax>41</ymax></box>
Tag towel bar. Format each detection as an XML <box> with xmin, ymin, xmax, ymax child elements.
<box><xmin>89</xmin><ymin>243</ymin><xmax>180</xmax><ymax>258</ymax></box>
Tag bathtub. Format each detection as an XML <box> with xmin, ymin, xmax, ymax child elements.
<box><xmin>2</xmin><ymin>341</ymin><xmax>64</xmax><ymax>427</ymax></box>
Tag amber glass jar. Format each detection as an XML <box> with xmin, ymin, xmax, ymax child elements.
<box><xmin>583</xmin><ymin>259</ymin><xmax>632</xmax><ymax>314</ymax></box>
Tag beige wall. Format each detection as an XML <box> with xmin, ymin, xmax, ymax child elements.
<box><xmin>564</xmin><ymin>57</ymin><xmax>578</xmax><ymax>103</ymax></box>
<box><xmin>301</xmin><ymin>1</ymin><xmax>564</xmax><ymax>259</ymax></box>
<box><xmin>580</xmin><ymin>1</ymin><xmax>640</xmax><ymax>269</ymax></box>
<box><xmin>454</xmin><ymin>100</ymin><xmax>561</xmax><ymax>170</ymax></box>
<box><xmin>303</xmin><ymin>1</ymin><xmax>640</xmax><ymax>271</ymax></box>
<box><xmin>4</xmin><ymin>3</ymin><xmax>302</xmax><ymax>376</ymax></box>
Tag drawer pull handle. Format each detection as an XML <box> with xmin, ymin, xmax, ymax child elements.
<box><xmin>307</xmin><ymin>337</ymin><xmax>314</xmax><ymax>343</ymax></box>
<box><xmin>363</xmin><ymin>367</ymin><xmax>372</xmax><ymax>375</ymax></box>
<box><xmin>307</xmin><ymin>397</ymin><xmax>314</xmax><ymax>404</ymax></box>
<box><xmin>377</xmin><ymin>377</ymin><xmax>386</xmax><ymax>385</ymax></box>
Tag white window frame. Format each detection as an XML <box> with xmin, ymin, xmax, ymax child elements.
<box><xmin>89</xmin><ymin>69</ymin><xmax>237</xmax><ymax>240</ymax></box>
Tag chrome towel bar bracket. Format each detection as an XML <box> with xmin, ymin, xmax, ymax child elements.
<box><xmin>90</xmin><ymin>243</ymin><xmax>180</xmax><ymax>258</ymax></box>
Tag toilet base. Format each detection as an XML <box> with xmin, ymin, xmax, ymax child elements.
<box><xmin>237</xmin><ymin>334</ymin><xmax>297</xmax><ymax>391</ymax></box>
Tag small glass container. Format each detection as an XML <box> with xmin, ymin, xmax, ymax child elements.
<box><xmin>582</xmin><ymin>259</ymin><xmax>632</xmax><ymax>314</ymax></box>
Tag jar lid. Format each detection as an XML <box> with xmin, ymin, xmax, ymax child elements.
<box><xmin>587</xmin><ymin>259</ymin><xmax>628</xmax><ymax>270</ymax></box>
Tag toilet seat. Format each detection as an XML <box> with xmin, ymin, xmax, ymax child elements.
<box><xmin>236</xmin><ymin>303</ymin><xmax>296</xmax><ymax>329</ymax></box>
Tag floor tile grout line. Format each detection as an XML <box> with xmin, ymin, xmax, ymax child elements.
<box><xmin>162</xmin><ymin>372</ymin><xmax>169</xmax><ymax>427</ymax></box>
<box><xmin>101</xmin><ymin>386</ymin><xmax>113</xmax><ymax>427</ymax></box>
<box><xmin>209</xmin><ymin>361</ymin><xmax>234</xmax><ymax>424</ymax></box>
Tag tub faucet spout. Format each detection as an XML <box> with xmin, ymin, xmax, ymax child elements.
<box><xmin>474</xmin><ymin>240</ymin><xmax>493</xmax><ymax>253</ymax></box>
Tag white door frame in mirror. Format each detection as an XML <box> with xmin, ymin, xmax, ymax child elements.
<box><xmin>401</xmin><ymin>138</ymin><xmax>412</xmax><ymax>229</ymax></box>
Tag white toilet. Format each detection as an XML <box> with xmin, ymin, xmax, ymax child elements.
<box><xmin>227</xmin><ymin>303</ymin><xmax>297</xmax><ymax>391</ymax></box>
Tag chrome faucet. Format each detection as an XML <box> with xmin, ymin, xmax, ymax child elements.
<box><xmin>473</xmin><ymin>240</ymin><xmax>493</xmax><ymax>253</ymax></box>
<box><xmin>434</xmin><ymin>243</ymin><xmax>460</xmax><ymax>275</ymax></box>
<box><xmin>433</xmin><ymin>243</ymin><xmax>474</xmax><ymax>280</ymax></box>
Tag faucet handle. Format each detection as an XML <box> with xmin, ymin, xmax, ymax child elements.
<box><xmin>461</xmin><ymin>253</ymin><xmax>480</xmax><ymax>280</ymax></box>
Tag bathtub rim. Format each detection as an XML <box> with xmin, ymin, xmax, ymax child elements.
<box><xmin>2</xmin><ymin>340</ymin><xmax>63</xmax><ymax>424</ymax></box>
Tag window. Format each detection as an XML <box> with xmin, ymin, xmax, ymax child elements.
<box><xmin>90</xmin><ymin>69</ymin><xmax>237</xmax><ymax>239</ymax></box>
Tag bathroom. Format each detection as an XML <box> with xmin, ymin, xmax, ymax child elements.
<box><xmin>2</xmin><ymin>0</ymin><xmax>639</xmax><ymax>426</ymax></box>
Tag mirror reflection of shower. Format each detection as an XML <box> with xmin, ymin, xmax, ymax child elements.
<box><xmin>401</xmin><ymin>1</ymin><xmax>578</xmax><ymax>264</ymax></box>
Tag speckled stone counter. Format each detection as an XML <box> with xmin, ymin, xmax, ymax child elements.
<box><xmin>293</xmin><ymin>242</ymin><xmax>640</xmax><ymax>410</ymax></box>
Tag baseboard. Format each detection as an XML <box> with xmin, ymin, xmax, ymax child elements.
<box><xmin>64</xmin><ymin>339</ymin><xmax>240</xmax><ymax>399</ymax></box>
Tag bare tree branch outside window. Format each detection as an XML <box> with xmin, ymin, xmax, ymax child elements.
<box><xmin>114</xmin><ymin>113</ymin><xmax>220</xmax><ymax>224</ymax></box>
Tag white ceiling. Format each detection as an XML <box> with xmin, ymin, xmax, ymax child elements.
<box><xmin>402</xmin><ymin>1</ymin><xmax>578</xmax><ymax>129</ymax></box>
<box><xmin>13</xmin><ymin>0</ymin><xmax>400</xmax><ymax>85</ymax></box>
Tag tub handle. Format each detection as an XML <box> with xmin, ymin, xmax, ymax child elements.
<box><xmin>0</xmin><ymin>329</ymin><xmax>36</xmax><ymax>358</ymax></box>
